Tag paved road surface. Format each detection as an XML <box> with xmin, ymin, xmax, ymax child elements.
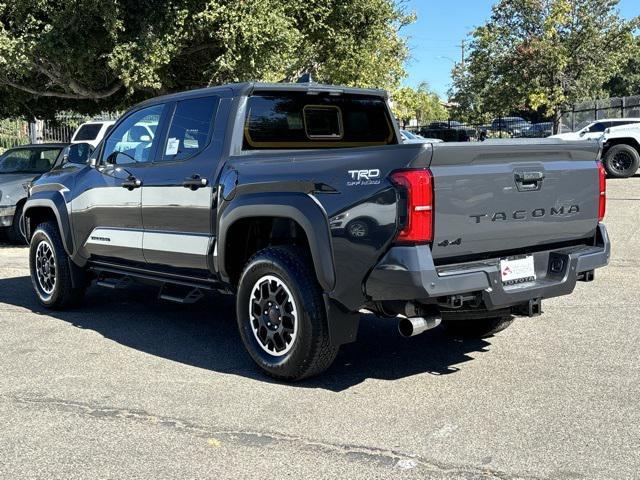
<box><xmin>0</xmin><ymin>177</ymin><xmax>638</xmax><ymax>479</ymax></box>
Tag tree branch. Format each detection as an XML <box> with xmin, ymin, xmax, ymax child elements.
<box><xmin>2</xmin><ymin>79</ymin><xmax>123</xmax><ymax>100</ymax></box>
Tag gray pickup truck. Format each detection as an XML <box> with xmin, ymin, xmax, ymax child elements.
<box><xmin>22</xmin><ymin>81</ymin><xmax>610</xmax><ymax>380</ymax></box>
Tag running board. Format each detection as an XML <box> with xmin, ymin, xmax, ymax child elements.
<box><xmin>88</xmin><ymin>262</ymin><xmax>225</xmax><ymax>293</ymax></box>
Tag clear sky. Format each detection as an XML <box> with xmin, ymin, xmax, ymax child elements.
<box><xmin>402</xmin><ymin>0</ymin><xmax>639</xmax><ymax>99</ymax></box>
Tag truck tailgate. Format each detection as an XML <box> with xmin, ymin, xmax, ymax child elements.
<box><xmin>429</xmin><ymin>140</ymin><xmax>601</xmax><ymax>261</ymax></box>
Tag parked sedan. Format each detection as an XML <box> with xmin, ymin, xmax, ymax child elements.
<box><xmin>487</xmin><ymin>117</ymin><xmax>531</xmax><ymax>137</ymax></box>
<box><xmin>522</xmin><ymin>122</ymin><xmax>554</xmax><ymax>138</ymax></box>
<box><xmin>420</xmin><ymin>121</ymin><xmax>476</xmax><ymax>142</ymax></box>
<box><xmin>0</xmin><ymin>143</ymin><xmax>91</xmax><ymax>243</ymax></box>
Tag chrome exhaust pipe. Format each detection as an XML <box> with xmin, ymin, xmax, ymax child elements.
<box><xmin>398</xmin><ymin>314</ymin><xmax>442</xmax><ymax>338</ymax></box>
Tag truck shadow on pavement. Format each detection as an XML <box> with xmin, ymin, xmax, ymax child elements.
<box><xmin>0</xmin><ymin>275</ymin><xmax>493</xmax><ymax>392</ymax></box>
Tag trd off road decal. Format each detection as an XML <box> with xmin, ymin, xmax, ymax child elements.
<box><xmin>347</xmin><ymin>169</ymin><xmax>381</xmax><ymax>186</ymax></box>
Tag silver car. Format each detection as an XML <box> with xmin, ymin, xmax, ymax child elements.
<box><xmin>400</xmin><ymin>129</ymin><xmax>443</xmax><ymax>144</ymax></box>
<box><xmin>0</xmin><ymin>143</ymin><xmax>92</xmax><ymax>243</ymax></box>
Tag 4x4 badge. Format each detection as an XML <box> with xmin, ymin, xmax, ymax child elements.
<box><xmin>438</xmin><ymin>238</ymin><xmax>462</xmax><ymax>247</ymax></box>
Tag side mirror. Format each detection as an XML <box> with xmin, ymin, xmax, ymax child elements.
<box><xmin>63</xmin><ymin>143</ymin><xmax>94</xmax><ymax>165</ymax></box>
<box><xmin>579</xmin><ymin>130</ymin><xmax>586</xmax><ymax>137</ymax></box>
<box><xmin>106</xmin><ymin>151</ymin><xmax>136</xmax><ymax>165</ymax></box>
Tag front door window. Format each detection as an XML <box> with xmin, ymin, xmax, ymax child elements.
<box><xmin>101</xmin><ymin>105</ymin><xmax>164</xmax><ymax>165</ymax></box>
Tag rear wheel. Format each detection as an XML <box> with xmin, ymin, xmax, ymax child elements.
<box><xmin>604</xmin><ymin>144</ymin><xmax>640</xmax><ymax>178</ymax></box>
<box><xmin>29</xmin><ymin>221</ymin><xmax>86</xmax><ymax>309</ymax></box>
<box><xmin>236</xmin><ymin>246</ymin><xmax>338</xmax><ymax>381</ymax></box>
<box><xmin>442</xmin><ymin>316</ymin><xmax>514</xmax><ymax>338</ymax></box>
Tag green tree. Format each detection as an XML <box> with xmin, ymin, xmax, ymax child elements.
<box><xmin>0</xmin><ymin>0</ymin><xmax>414</xmax><ymax>118</ymax></box>
<box><xmin>605</xmin><ymin>36</ymin><xmax>640</xmax><ymax>97</ymax></box>
<box><xmin>449</xmin><ymin>0</ymin><xmax>639</xmax><ymax>127</ymax></box>
<box><xmin>392</xmin><ymin>82</ymin><xmax>447</xmax><ymax>127</ymax></box>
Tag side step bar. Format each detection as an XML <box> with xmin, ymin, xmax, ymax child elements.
<box><xmin>96</xmin><ymin>276</ymin><xmax>132</xmax><ymax>290</ymax></box>
<box><xmin>158</xmin><ymin>285</ymin><xmax>204</xmax><ymax>304</ymax></box>
<box><xmin>89</xmin><ymin>262</ymin><xmax>227</xmax><ymax>297</ymax></box>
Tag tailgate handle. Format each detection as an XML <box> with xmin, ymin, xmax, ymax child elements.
<box><xmin>515</xmin><ymin>171</ymin><xmax>544</xmax><ymax>191</ymax></box>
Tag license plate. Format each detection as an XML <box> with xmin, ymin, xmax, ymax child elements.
<box><xmin>500</xmin><ymin>256</ymin><xmax>535</xmax><ymax>285</ymax></box>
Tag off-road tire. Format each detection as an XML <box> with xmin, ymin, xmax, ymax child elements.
<box><xmin>29</xmin><ymin>221</ymin><xmax>86</xmax><ymax>309</ymax></box>
<box><xmin>236</xmin><ymin>246</ymin><xmax>338</xmax><ymax>381</ymax></box>
<box><xmin>604</xmin><ymin>144</ymin><xmax>640</xmax><ymax>178</ymax></box>
<box><xmin>5</xmin><ymin>202</ymin><xmax>26</xmax><ymax>245</ymax></box>
<box><xmin>442</xmin><ymin>316</ymin><xmax>514</xmax><ymax>338</ymax></box>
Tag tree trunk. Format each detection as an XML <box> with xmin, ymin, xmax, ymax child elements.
<box><xmin>553</xmin><ymin>109</ymin><xmax>562</xmax><ymax>135</ymax></box>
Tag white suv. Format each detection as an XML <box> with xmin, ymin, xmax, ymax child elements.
<box><xmin>551</xmin><ymin>118</ymin><xmax>640</xmax><ymax>141</ymax></box>
<box><xmin>71</xmin><ymin>121</ymin><xmax>116</xmax><ymax>148</ymax></box>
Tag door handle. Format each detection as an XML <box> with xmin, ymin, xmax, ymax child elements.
<box><xmin>122</xmin><ymin>177</ymin><xmax>142</xmax><ymax>190</ymax></box>
<box><xmin>183</xmin><ymin>175</ymin><xmax>208</xmax><ymax>190</ymax></box>
<box><xmin>514</xmin><ymin>171</ymin><xmax>544</xmax><ymax>191</ymax></box>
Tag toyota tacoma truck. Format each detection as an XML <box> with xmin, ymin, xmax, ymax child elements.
<box><xmin>22</xmin><ymin>81</ymin><xmax>610</xmax><ymax>380</ymax></box>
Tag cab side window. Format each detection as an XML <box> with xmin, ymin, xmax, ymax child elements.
<box><xmin>101</xmin><ymin>104</ymin><xmax>164</xmax><ymax>165</ymax></box>
<box><xmin>588</xmin><ymin>122</ymin><xmax>608</xmax><ymax>133</ymax></box>
<box><xmin>615</xmin><ymin>120</ymin><xmax>640</xmax><ymax>128</ymax></box>
<box><xmin>160</xmin><ymin>96</ymin><xmax>219</xmax><ymax>162</ymax></box>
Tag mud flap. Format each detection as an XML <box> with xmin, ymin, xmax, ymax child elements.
<box><xmin>324</xmin><ymin>296</ymin><xmax>359</xmax><ymax>346</ymax></box>
<box><xmin>68</xmin><ymin>258</ymin><xmax>87</xmax><ymax>289</ymax></box>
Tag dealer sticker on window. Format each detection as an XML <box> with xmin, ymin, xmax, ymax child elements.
<box><xmin>500</xmin><ymin>255</ymin><xmax>536</xmax><ymax>285</ymax></box>
<box><xmin>165</xmin><ymin>137</ymin><xmax>180</xmax><ymax>156</ymax></box>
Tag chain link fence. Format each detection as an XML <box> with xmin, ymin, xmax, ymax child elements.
<box><xmin>405</xmin><ymin>117</ymin><xmax>556</xmax><ymax>142</ymax></box>
<box><xmin>560</xmin><ymin>95</ymin><xmax>640</xmax><ymax>132</ymax></box>
<box><xmin>404</xmin><ymin>95</ymin><xmax>640</xmax><ymax>142</ymax></box>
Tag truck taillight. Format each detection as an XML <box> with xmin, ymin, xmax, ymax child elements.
<box><xmin>598</xmin><ymin>161</ymin><xmax>606</xmax><ymax>222</ymax></box>
<box><xmin>391</xmin><ymin>169</ymin><xmax>434</xmax><ymax>243</ymax></box>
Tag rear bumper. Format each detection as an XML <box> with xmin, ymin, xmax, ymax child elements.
<box><xmin>365</xmin><ymin>224</ymin><xmax>610</xmax><ymax>310</ymax></box>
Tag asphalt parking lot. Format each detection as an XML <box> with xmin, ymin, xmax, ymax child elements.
<box><xmin>0</xmin><ymin>178</ymin><xmax>638</xmax><ymax>480</ymax></box>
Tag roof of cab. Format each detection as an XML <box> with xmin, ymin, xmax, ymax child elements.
<box><xmin>131</xmin><ymin>82</ymin><xmax>389</xmax><ymax>111</ymax></box>
<box><xmin>78</xmin><ymin>120</ymin><xmax>116</xmax><ymax>125</ymax></box>
<box><xmin>8</xmin><ymin>143</ymin><xmax>68</xmax><ymax>150</ymax></box>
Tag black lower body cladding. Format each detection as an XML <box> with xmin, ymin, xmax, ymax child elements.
<box><xmin>365</xmin><ymin>224</ymin><xmax>610</xmax><ymax>311</ymax></box>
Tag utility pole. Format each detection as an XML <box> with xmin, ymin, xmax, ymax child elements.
<box><xmin>460</xmin><ymin>40</ymin><xmax>466</xmax><ymax>70</ymax></box>
<box><xmin>29</xmin><ymin>119</ymin><xmax>44</xmax><ymax>144</ymax></box>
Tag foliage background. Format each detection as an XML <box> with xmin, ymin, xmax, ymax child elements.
<box><xmin>0</xmin><ymin>0</ymin><xmax>638</xmax><ymax>125</ymax></box>
<box><xmin>0</xmin><ymin>0</ymin><xmax>414</xmax><ymax>119</ymax></box>
<box><xmin>448</xmin><ymin>0</ymin><xmax>640</xmax><ymax>123</ymax></box>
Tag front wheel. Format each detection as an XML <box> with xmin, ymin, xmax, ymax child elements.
<box><xmin>604</xmin><ymin>144</ymin><xmax>640</xmax><ymax>178</ymax></box>
<box><xmin>236</xmin><ymin>246</ymin><xmax>338</xmax><ymax>381</ymax></box>
<box><xmin>29</xmin><ymin>221</ymin><xmax>86</xmax><ymax>309</ymax></box>
<box><xmin>442</xmin><ymin>316</ymin><xmax>514</xmax><ymax>338</ymax></box>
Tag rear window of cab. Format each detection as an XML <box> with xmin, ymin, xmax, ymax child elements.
<box><xmin>243</xmin><ymin>92</ymin><xmax>396</xmax><ymax>149</ymax></box>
